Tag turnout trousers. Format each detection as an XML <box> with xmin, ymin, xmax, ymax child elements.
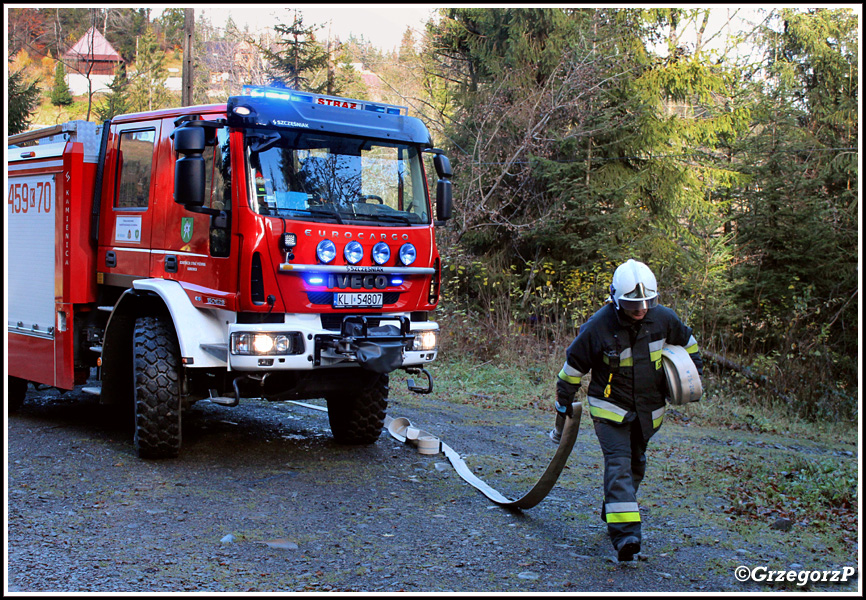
<box><xmin>594</xmin><ymin>415</ymin><xmax>652</xmax><ymax>551</ymax></box>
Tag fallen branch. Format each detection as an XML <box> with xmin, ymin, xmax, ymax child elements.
<box><xmin>702</xmin><ymin>350</ymin><xmax>794</xmax><ymax>404</ymax></box>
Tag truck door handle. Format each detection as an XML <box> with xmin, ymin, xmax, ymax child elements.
<box><xmin>165</xmin><ymin>254</ymin><xmax>178</xmax><ymax>273</ymax></box>
<box><xmin>105</xmin><ymin>250</ymin><xmax>117</xmax><ymax>268</ymax></box>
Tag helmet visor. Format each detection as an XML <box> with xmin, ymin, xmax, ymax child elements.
<box><xmin>619</xmin><ymin>296</ymin><xmax>658</xmax><ymax>311</ymax></box>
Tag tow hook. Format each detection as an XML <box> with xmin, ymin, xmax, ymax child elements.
<box><xmin>405</xmin><ymin>368</ymin><xmax>433</xmax><ymax>394</ymax></box>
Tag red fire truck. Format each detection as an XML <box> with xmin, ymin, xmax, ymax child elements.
<box><xmin>7</xmin><ymin>86</ymin><xmax>453</xmax><ymax>458</ymax></box>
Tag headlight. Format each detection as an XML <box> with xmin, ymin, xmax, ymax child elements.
<box><xmin>231</xmin><ymin>332</ymin><xmax>303</xmax><ymax>355</ymax></box>
<box><xmin>254</xmin><ymin>334</ymin><xmax>275</xmax><ymax>354</ymax></box>
<box><xmin>344</xmin><ymin>240</ymin><xmax>363</xmax><ymax>264</ymax></box>
<box><xmin>316</xmin><ymin>240</ymin><xmax>337</xmax><ymax>263</ymax></box>
<box><xmin>372</xmin><ymin>242</ymin><xmax>391</xmax><ymax>265</ymax></box>
<box><xmin>399</xmin><ymin>243</ymin><xmax>417</xmax><ymax>266</ymax></box>
<box><xmin>413</xmin><ymin>330</ymin><xmax>439</xmax><ymax>352</ymax></box>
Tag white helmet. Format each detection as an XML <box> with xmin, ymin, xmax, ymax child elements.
<box><xmin>610</xmin><ymin>259</ymin><xmax>659</xmax><ymax>311</ymax></box>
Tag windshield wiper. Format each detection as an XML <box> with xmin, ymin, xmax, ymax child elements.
<box><xmin>350</xmin><ymin>213</ymin><xmax>416</xmax><ymax>225</ymax></box>
<box><xmin>306</xmin><ymin>205</ymin><xmax>345</xmax><ymax>224</ymax></box>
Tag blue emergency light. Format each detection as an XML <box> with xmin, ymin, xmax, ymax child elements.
<box><xmin>228</xmin><ymin>85</ymin><xmax>432</xmax><ymax>146</ymax></box>
<box><xmin>241</xmin><ymin>85</ymin><xmax>407</xmax><ymax>116</ymax></box>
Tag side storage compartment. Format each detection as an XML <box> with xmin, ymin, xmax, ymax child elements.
<box><xmin>7</xmin><ymin>124</ymin><xmax>99</xmax><ymax>393</ymax></box>
<box><xmin>7</xmin><ymin>167</ymin><xmax>58</xmax><ymax>388</ymax></box>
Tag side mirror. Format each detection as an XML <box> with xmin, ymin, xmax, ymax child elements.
<box><xmin>436</xmin><ymin>180</ymin><xmax>452</xmax><ymax>222</ymax></box>
<box><xmin>432</xmin><ymin>152</ymin><xmax>452</xmax><ymax>223</ymax></box>
<box><xmin>174</xmin><ymin>125</ymin><xmax>205</xmax><ymax>154</ymax></box>
<box><xmin>433</xmin><ymin>153</ymin><xmax>452</xmax><ymax>179</ymax></box>
<box><xmin>173</xmin><ymin>126</ymin><xmax>206</xmax><ymax>208</ymax></box>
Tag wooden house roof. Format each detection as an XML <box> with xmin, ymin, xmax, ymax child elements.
<box><xmin>64</xmin><ymin>27</ymin><xmax>123</xmax><ymax>63</ymax></box>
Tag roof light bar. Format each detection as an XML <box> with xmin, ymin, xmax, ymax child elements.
<box><xmin>241</xmin><ymin>85</ymin><xmax>408</xmax><ymax>116</ymax></box>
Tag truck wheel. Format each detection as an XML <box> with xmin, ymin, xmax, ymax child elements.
<box><xmin>326</xmin><ymin>372</ymin><xmax>389</xmax><ymax>445</ymax></box>
<box><xmin>8</xmin><ymin>377</ymin><xmax>28</xmax><ymax>412</ymax></box>
<box><xmin>133</xmin><ymin>316</ymin><xmax>182</xmax><ymax>459</ymax></box>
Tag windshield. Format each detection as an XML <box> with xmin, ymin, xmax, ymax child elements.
<box><xmin>246</xmin><ymin>129</ymin><xmax>429</xmax><ymax>225</ymax></box>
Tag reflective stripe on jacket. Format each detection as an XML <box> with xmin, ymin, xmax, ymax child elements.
<box><xmin>558</xmin><ymin>303</ymin><xmax>702</xmax><ymax>441</ymax></box>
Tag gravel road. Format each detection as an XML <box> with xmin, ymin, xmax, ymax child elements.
<box><xmin>5</xmin><ymin>377</ymin><xmax>860</xmax><ymax>593</ymax></box>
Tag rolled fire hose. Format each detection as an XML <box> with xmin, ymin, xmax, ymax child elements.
<box><xmin>661</xmin><ymin>344</ymin><xmax>703</xmax><ymax>405</ymax></box>
<box><xmin>384</xmin><ymin>402</ymin><xmax>582</xmax><ymax>510</ymax></box>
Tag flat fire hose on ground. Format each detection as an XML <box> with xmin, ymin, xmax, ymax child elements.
<box><xmin>286</xmin><ymin>400</ymin><xmax>582</xmax><ymax>509</ymax></box>
<box><xmin>384</xmin><ymin>402</ymin><xmax>582</xmax><ymax>510</ymax></box>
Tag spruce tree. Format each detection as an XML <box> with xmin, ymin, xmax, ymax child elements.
<box><xmin>94</xmin><ymin>64</ymin><xmax>130</xmax><ymax>120</ymax></box>
<box><xmin>9</xmin><ymin>68</ymin><xmax>42</xmax><ymax>135</ymax></box>
<box><xmin>50</xmin><ymin>60</ymin><xmax>74</xmax><ymax>106</ymax></box>
<box><xmin>260</xmin><ymin>11</ymin><xmax>330</xmax><ymax>93</ymax></box>
<box><xmin>431</xmin><ymin>7</ymin><xmax>750</xmax><ymax>295</ymax></box>
<box><xmin>128</xmin><ymin>28</ymin><xmax>169</xmax><ymax>112</ymax></box>
<box><xmin>729</xmin><ymin>8</ymin><xmax>859</xmax><ymax>416</ymax></box>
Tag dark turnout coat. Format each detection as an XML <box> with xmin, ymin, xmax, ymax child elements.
<box><xmin>556</xmin><ymin>302</ymin><xmax>702</xmax><ymax>441</ymax></box>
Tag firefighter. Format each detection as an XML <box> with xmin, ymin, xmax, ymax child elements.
<box><xmin>553</xmin><ymin>259</ymin><xmax>703</xmax><ymax>561</ymax></box>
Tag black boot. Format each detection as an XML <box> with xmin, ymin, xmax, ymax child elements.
<box><xmin>616</xmin><ymin>536</ymin><xmax>641</xmax><ymax>562</ymax></box>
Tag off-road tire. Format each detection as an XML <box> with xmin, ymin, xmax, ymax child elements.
<box><xmin>8</xmin><ymin>377</ymin><xmax>28</xmax><ymax>412</ymax></box>
<box><xmin>133</xmin><ymin>316</ymin><xmax>182</xmax><ymax>459</ymax></box>
<box><xmin>326</xmin><ymin>372</ymin><xmax>389</xmax><ymax>445</ymax></box>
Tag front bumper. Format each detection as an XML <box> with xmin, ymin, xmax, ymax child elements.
<box><xmin>227</xmin><ymin>313</ymin><xmax>438</xmax><ymax>372</ymax></box>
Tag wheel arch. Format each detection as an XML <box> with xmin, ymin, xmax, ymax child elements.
<box><xmin>100</xmin><ymin>281</ymin><xmax>229</xmax><ymax>404</ymax></box>
<box><xmin>129</xmin><ymin>279</ymin><xmax>230</xmax><ymax>369</ymax></box>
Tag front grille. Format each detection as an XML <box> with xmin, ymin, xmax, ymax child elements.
<box><xmin>308</xmin><ymin>291</ymin><xmax>334</xmax><ymax>305</ymax></box>
<box><xmin>322</xmin><ymin>314</ymin><xmax>380</xmax><ymax>330</ymax></box>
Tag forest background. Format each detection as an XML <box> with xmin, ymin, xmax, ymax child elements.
<box><xmin>7</xmin><ymin>7</ymin><xmax>861</xmax><ymax>425</ymax></box>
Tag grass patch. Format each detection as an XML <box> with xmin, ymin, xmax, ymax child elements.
<box><xmin>639</xmin><ymin>425</ymin><xmax>858</xmax><ymax>565</ymax></box>
<box><xmin>682</xmin><ymin>377</ymin><xmax>858</xmax><ymax>443</ymax></box>
<box><xmin>31</xmin><ymin>96</ymin><xmax>90</xmax><ymax>127</ymax></box>
<box><xmin>717</xmin><ymin>451</ymin><xmax>857</xmax><ymax>532</ymax></box>
<box><xmin>423</xmin><ymin>354</ymin><xmax>556</xmax><ymax>410</ymax></box>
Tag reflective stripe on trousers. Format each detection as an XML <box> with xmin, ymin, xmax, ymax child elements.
<box><xmin>604</xmin><ymin>501</ymin><xmax>640</xmax><ymax>523</ymax></box>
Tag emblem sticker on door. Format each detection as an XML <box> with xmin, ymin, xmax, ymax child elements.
<box><xmin>181</xmin><ymin>217</ymin><xmax>194</xmax><ymax>243</ymax></box>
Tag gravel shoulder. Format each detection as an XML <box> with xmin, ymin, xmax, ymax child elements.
<box><xmin>5</xmin><ymin>376</ymin><xmax>861</xmax><ymax>594</ymax></box>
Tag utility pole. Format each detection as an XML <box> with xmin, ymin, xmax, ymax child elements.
<box><xmin>326</xmin><ymin>22</ymin><xmax>335</xmax><ymax>96</ymax></box>
<box><xmin>181</xmin><ymin>8</ymin><xmax>194</xmax><ymax>106</ymax></box>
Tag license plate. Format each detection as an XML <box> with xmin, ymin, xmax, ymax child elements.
<box><xmin>334</xmin><ymin>292</ymin><xmax>383</xmax><ymax>308</ymax></box>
